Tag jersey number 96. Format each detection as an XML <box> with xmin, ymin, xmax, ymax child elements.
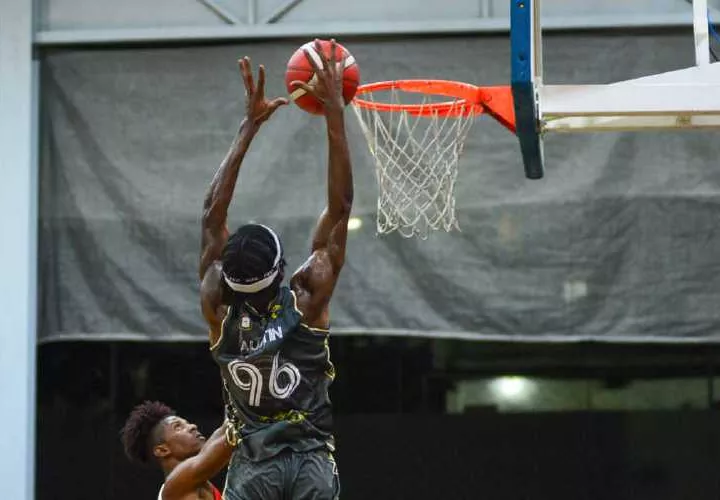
<box><xmin>227</xmin><ymin>353</ymin><xmax>301</xmax><ymax>407</ymax></box>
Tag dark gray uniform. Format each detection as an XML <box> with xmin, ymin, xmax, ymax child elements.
<box><xmin>211</xmin><ymin>286</ymin><xmax>339</xmax><ymax>500</ymax></box>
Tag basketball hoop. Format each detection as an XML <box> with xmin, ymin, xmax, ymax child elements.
<box><xmin>351</xmin><ymin>79</ymin><xmax>515</xmax><ymax>238</ymax></box>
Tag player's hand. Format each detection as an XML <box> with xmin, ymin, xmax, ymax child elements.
<box><xmin>290</xmin><ymin>39</ymin><xmax>346</xmax><ymax>116</ymax></box>
<box><xmin>239</xmin><ymin>57</ymin><xmax>289</xmax><ymax>127</ymax></box>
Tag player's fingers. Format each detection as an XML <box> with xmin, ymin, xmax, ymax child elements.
<box><xmin>336</xmin><ymin>52</ymin><xmax>347</xmax><ymax>86</ymax></box>
<box><xmin>238</xmin><ymin>58</ymin><xmax>250</xmax><ymax>89</ymax></box>
<box><xmin>289</xmin><ymin>81</ymin><xmax>318</xmax><ymax>98</ymax></box>
<box><xmin>270</xmin><ymin>97</ymin><xmax>290</xmax><ymax>109</ymax></box>
<box><xmin>243</xmin><ymin>57</ymin><xmax>256</xmax><ymax>95</ymax></box>
<box><xmin>328</xmin><ymin>39</ymin><xmax>337</xmax><ymax>72</ymax></box>
<box><xmin>238</xmin><ymin>60</ymin><xmax>254</xmax><ymax>99</ymax></box>
<box><xmin>257</xmin><ymin>64</ymin><xmax>266</xmax><ymax>97</ymax></box>
<box><xmin>302</xmin><ymin>47</ymin><xmax>322</xmax><ymax>74</ymax></box>
<box><xmin>313</xmin><ymin>39</ymin><xmax>330</xmax><ymax>69</ymax></box>
<box><xmin>257</xmin><ymin>64</ymin><xmax>265</xmax><ymax>86</ymax></box>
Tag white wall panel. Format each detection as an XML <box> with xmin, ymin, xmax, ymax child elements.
<box><xmin>38</xmin><ymin>0</ymin><xmax>699</xmax><ymax>32</ymax></box>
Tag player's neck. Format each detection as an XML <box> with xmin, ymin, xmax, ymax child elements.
<box><xmin>244</xmin><ymin>288</ymin><xmax>280</xmax><ymax>314</ymax></box>
<box><xmin>159</xmin><ymin>457</ymin><xmax>180</xmax><ymax>478</ymax></box>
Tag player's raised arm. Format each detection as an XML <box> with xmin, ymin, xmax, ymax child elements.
<box><xmin>288</xmin><ymin>39</ymin><xmax>354</xmax><ymax>329</ymax></box>
<box><xmin>199</xmin><ymin>57</ymin><xmax>288</xmax><ymax>340</ymax></box>
<box><xmin>160</xmin><ymin>422</ymin><xmax>238</xmax><ymax>500</ymax></box>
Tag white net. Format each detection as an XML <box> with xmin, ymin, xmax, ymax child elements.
<box><xmin>352</xmin><ymin>88</ymin><xmax>477</xmax><ymax>239</ymax></box>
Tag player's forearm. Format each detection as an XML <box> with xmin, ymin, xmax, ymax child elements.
<box><xmin>196</xmin><ymin>423</ymin><xmax>235</xmax><ymax>477</ymax></box>
<box><xmin>163</xmin><ymin>424</ymin><xmax>234</xmax><ymax>499</ymax></box>
<box><xmin>202</xmin><ymin>118</ymin><xmax>259</xmax><ymax>228</ymax></box>
<box><xmin>207</xmin><ymin>423</ymin><xmax>226</xmax><ymax>444</ymax></box>
<box><xmin>324</xmin><ymin>110</ymin><xmax>354</xmax><ymax>219</ymax></box>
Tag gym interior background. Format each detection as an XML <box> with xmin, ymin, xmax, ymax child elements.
<box><xmin>3</xmin><ymin>0</ymin><xmax>720</xmax><ymax>498</ymax></box>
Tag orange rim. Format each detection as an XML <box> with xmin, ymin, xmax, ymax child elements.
<box><xmin>352</xmin><ymin>79</ymin><xmax>486</xmax><ymax>117</ymax></box>
<box><xmin>352</xmin><ymin>79</ymin><xmax>517</xmax><ymax>132</ymax></box>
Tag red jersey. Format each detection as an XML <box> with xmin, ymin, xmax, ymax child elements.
<box><xmin>158</xmin><ymin>483</ymin><xmax>223</xmax><ymax>500</ymax></box>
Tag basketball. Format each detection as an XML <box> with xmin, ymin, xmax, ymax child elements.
<box><xmin>285</xmin><ymin>40</ymin><xmax>360</xmax><ymax>115</ymax></box>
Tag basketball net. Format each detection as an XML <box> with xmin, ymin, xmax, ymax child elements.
<box><xmin>352</xmin><ymin>89</ymin><xmax>477</xmax><ymax>239</ymax></box>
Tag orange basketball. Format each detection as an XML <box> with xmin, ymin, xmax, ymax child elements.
<box><xmin>285</xmin><ymin>40</ymin><xmax>360</xmax><ymax>115</ymax></box>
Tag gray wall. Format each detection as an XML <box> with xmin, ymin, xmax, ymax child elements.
<box><xmin>38</xmin><ymin>33</ymin><xmax>720</xmax><ymax>343</ymax></box>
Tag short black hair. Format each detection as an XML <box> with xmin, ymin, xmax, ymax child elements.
<box><xmin>120</xmin><ymin>401</ymin><xmax>175</xmax><ymax>465</ymax></box>
<box><xmin>221</xmin><ymin>224</ymin><xmax>286</xmax><ymax>296</ymax></box>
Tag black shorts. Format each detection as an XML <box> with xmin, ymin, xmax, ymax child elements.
<box><xmin>223</xmin><ymin>448</ymin><xmax>340</xmax><ymax>500</ymax></box>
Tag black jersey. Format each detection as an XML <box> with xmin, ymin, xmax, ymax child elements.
<box><xmin>211</xmin><ymin>286</ymin><xmax>335</xmax><ymax>461</ymax></box>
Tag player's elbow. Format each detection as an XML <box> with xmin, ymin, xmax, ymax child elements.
<box><xmin>201</xmin><ymin>207</ymin><xmax>226</xmax><ymax>235</ymax></box>
<box><xmin>329</xmin><ymin>182</ymin><xmax>354</xmax><ymax>213</ymax></box>
<box><xmin>201</xmin><ymin>184</ymin><xmax>219</xmax><ymax>215</ymax></box>
<box><xmin>329</xmin><ymin>196</ymin><xmax>353</xmax><ymax>221</ymax></box>
<box><xmin>343</xmin><ymin>185</ymin><xmax>354</xmax><ymax>208</ymax></box>
<box><xmin>201</xmin><ymin>190</ymin><xmax>226</xmax><ymax>225</ymax></box>
<box><xmin>201</xmin><ymin>204</ymin><xmax>216</xmax><ymax>226</ymax></box>
<box><xmin>202</xmin><ymin>190</ymin><xmax>212</xmax><ymax>211</ymax></box>
<box><xmin>331</xmin><ymin>252</ymin><xmax>346</xmax><ymax>273</ymax></box>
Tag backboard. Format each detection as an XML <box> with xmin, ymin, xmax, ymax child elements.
<box><xmin>510</xmin><ymin>0</ymin><xmax>720</xmax><ymax>179</ymax></box>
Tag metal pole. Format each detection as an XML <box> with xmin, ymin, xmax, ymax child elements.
<box><xmin>0</xmin><ymin>0</ymin><xmax>36</xmax><ymax>498</ymax></box>
<box><xmin>263</xmin><ymin>0</ymin><xmax>304</xmax><ymax>24</ymax></box>
<box><xmin>248</xmin><ymin>0</ymin><xmax>257</xmax><ymax>25</ymax></box>
<box><xmin>197</xmin><ymin>0</ymin><xmax>240</xmax><ymax>24</ymax></box>
<box><xmin>694</xmin><ymin>0</ymin><xmax>711</xmax><ymax>65</ymax></box>
<box><xmin>478</xmin><ymin>0</ymin><xmax>492</xmax><ymax>18</ymax></box>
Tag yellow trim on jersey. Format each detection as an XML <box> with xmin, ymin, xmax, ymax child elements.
<box><xmin>300</xmin><ymin>322</ymin><xmax>330</xmax><ymax>333</ymax></box>
<box><xmin>209</xmin><ymin>306</ymin><xmax>232</xmax><ymax>351</ymax></box>
<box><xmin>290</xmin><ymin>289</ymin><xmax>331</xmax><ymax>333</ymax></box>
<box><xmin>289</xmin><ymin>289</ymin><xmax>304</xmax><ymax>317</ymax></box>
<box><xmin>324</xmin><ymin>336</ymin><xmax>336</xmax><ymax>380</ymax></box>
<box><xmin>257</xmin><ymin>409</ymin><xmax>309</xmax><ymax>424</ymax></box>
<box><xmin>327</xmin><ymin>451</ymin><xmax>339</xmax><ymax>475</ymax></box>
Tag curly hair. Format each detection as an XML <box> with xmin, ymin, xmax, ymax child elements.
<box><xmin>120</xmin><ymin>400</ymin><xmax>175</xmax><ymax>465</ymax></box>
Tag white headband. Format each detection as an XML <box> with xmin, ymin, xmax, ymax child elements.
<box><xmin>223</xmin><ymin>224</ymin><xmax>282</xmax><ymax>294</ymax></box>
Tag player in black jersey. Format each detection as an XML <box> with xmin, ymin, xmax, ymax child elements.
<box><xmin>198</xmin><ymin>40</ymin><xmax>352</xmax><ymax>500</ymax></box>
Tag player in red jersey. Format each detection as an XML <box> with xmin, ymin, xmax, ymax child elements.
<box><xmin>121</xmin><ymin>400</ymin><xmax>239</xmax><ymax>500</ymax></box>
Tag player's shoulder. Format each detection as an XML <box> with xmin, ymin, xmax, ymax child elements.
<box><xmin>202</xmin><ymin>261</ymin><xmax>223</xmax><ymax>284</ymax></box>
<box><xmin>201</xmin><ymin>262</ymin><xmax>224</xmax><ymax>300</ymax></box>
<box><xmin>159</xmin><ymin>482</ymin><xmax>217</xmax><ymax>500</ymax></box>
<box><xmin>201</xmin><ymin>262</ymin><xmax>227</xmax><ymax>346</ymax></box>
